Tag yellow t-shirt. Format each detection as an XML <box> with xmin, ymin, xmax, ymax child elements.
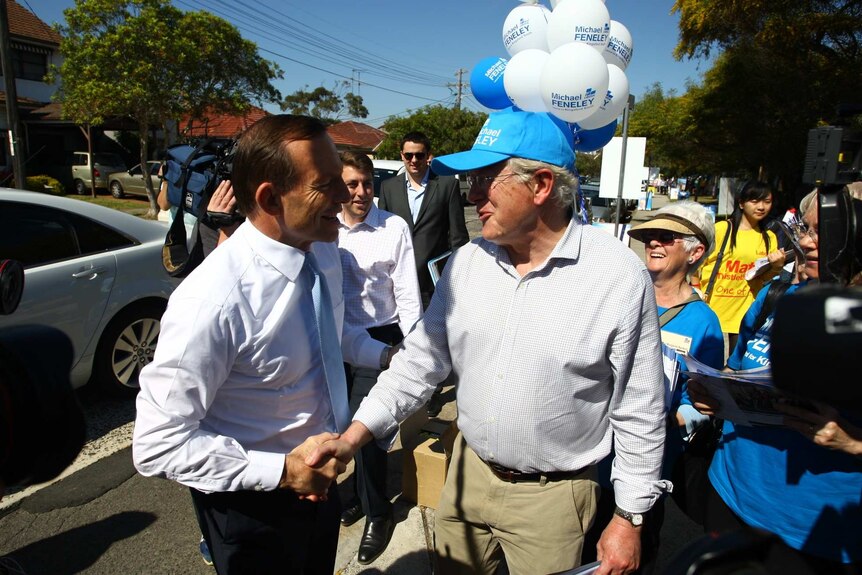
<box><xmin>698</xmin><ymin>220</ymin><xmax>777</xmax><ymax>334</ymax></box>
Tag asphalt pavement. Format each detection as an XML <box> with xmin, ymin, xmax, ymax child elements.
<box><xmin>0</xmin><ymin>196</ymin><xmax>707</xmax><ymax>575</ymax></box>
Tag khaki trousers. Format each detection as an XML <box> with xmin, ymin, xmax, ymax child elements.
<box><xmin>434</xmin><ymin>434</ymin><xmax>599</xmax><ymax>575</ymax></box>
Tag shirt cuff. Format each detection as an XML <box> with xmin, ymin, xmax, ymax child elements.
<box><xmin>244</xmin><ymin>450</ymin><xmax>286</xmax><ymax>492</ymax></box>
<box><xmin>354</xmin><ymin>396</ymin><xmax>401</xmax><ymax>452</ymax></box>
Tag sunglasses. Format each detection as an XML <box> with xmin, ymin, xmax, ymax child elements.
<box><xmin>641</xmin><ymin>230</ymin><xmax>684</xmax><ymax>244</ymax></box>
<box><xmin>402</xmin><ymin>152</ymin><xmax>427</xmax><ymax>161</ymax></box>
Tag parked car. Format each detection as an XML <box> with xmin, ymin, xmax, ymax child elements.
<box><xmin>372</xmin><ymin>159</ymin><xmax>403</xmax><ymax>199</ymax></box>
<box><xmin>580</xmin><ymin>181</ymin><xmax>637</xmax><ymax>223</ymax></box>
<box><xmin>109</xmin><ymin>161</ymin><xmax>161</xmax><ymax>199</ymax></box>
<box><xmin>71</xmin><ymin>151</ymin><xmax>127</xmax><ymax>195</ymax></box>
<box><xmin>0</xmin><ymin>190</ymin><xmax>180</xmax><ymax>396</ymax></box>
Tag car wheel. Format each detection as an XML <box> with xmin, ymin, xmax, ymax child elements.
<box><xmin>74</xmin><ymin>179</ymin><xmax>87</xmax><ymax>195</ymax></box>
<box><xmin>92</xmin><ymin>300</ymin><xmax>166</xmax><ymax>397</ymax></box>
<box><xmin>110</xmin><ymin>180</ymin><xmax>125</xmax><ymax>199</ymax></box>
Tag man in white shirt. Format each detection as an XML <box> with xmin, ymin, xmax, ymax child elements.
<box><xmin>132</xmin><ymin>115</ymin><xmax>388</xmax><ymax>575</ymax></box>
<box><xmin>336</xmin><ymin>150</ymin><xmax>422</xmax><ymax>564</ymax></box>
<box><xmin>311</xmin><ymin>108</ymin><xmax>668</xmax><ymax>575</ymax></box>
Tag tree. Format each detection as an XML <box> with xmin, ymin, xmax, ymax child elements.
<box><xmin>672</xmin><ymin>0</ymin><xmax>862</xmax><ymax>191</ymax></box>
<box><xmin>52</xmin><ymin>0</ymin><xmax>282</xmax><ymax>215</ymax></box>
<box><xmin>576</xmin><ymin>151</ymin><xmax>602</xmax><ymax>179</ymax></box>
<box><xmin>376</xmin><ymin>106</ymin><xmax>488</xmax><ymax>159</ymax></box>
<box><xmin>280</xmin><ymin>82</ymin><xmax>368</xmax><ymax>124</ymax></box>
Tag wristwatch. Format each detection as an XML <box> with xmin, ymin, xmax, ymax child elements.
<box><xmin>613</xmin><ymin>506</ymin><xmax>644</xmax><ymax>527</ymax></box>
<box><xmin>379</xmin><ymin>346</ymin><xmax>392</xmax><ymax>370</ymax></box>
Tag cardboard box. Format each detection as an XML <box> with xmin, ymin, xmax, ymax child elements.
<box><xmin>401</xmin><ymin>420</ymin><xmax>458</xmax><ymax>509</ymax></box>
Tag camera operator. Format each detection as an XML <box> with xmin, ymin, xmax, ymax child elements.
<box><xmin>688</xmin><ymin>188</ymin><xmax>862</xmax><ymax>573</ymax></box>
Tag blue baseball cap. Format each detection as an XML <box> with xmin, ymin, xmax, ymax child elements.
<box><xmin>431</xmin><ymin>107</ymin><xmax>575</xmax><ymax>176</ymax></box>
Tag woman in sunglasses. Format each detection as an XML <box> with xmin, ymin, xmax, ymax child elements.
<box><xmin>693</xmin><ymin>181</ymin><xmax>786</xmax><ymax>355</ymax></box>
<box><xmin>583</xmin><ymin>201</ymin><xmax>724</xmax><ymax>573</ymax></box>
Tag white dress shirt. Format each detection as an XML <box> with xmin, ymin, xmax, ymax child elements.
<box><xmin>133</xmin><ymin>221</ymin><xmax>385</xmax><ymax>494</ymax></box>
<box><xmin>354</xmin><ymin>219</ymin><xmax>669</xmax><ymax>513</ymax></box>
<box><xmin>337</xmin><ymin>205</ymin><xmax>422</xmax><ymax>337</ymax></box>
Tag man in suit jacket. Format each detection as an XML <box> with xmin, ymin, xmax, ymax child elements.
<box><xmin>378</xmin><ymin>131</ymin><xmax>470</xmax><ymax>309</ymax></box>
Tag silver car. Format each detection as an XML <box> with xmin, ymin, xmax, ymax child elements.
<box><xmin>0</xmin><ymin>190</ymin><xmax>179</xmax><ymax>396</ymax></box>
<box><xmin>71</xmin><ymin>152</ymin><xmax>127</xmax><ymax>195</ymax></box>
<box><xmin>109</xmin><ymin>161</ymin><xmax>161</xmax><ymax>199</ymax></box>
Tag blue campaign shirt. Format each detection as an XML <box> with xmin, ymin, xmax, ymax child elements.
<box><xmin>710</xmin><ymin>282</ymin><xmax>862</xmax><ymax>563</ymax></box>
<box><xmin>599</xmin><ymin>293</ymin><xmax>724</xmax><ymax>485</ymax></box>
<box><xmin>658</xmin><ymin>297</ymin><xmax>724</xmax><ymax>476</ymax></box>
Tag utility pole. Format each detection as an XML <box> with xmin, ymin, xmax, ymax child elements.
<box><xmin>613</xmin><ymin>94</ymin><xmax>636</xmax><ymax>237</ymax></box>
<box><xmin>448</xmin><ymin>69</ymin><xmax>467</xmax><ymax>110</ymax></box>
<box><xmin>0</xmin><ymin>0</ymin><xmax>24</xmax><ymax>189</ymax></box>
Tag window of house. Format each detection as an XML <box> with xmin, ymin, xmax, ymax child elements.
<box><xmin>11</xmin><ymin>49</ymin><xmax>47</xmax><ymax>81</ymax></box>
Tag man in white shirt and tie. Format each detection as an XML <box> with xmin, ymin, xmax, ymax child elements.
<box><xmin>335</xmin><ymin>150</ymin><xmax>422</xmax><ymax>564</ymax></box>
<box><xmin>133</xmin><ymin>115</ymin><xmax>389</xmax><ymax>575</ymax></box>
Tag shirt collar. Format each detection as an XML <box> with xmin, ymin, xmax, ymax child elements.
<box><xmin>337</xmin><ymin>203</ymin><xmax>381</xmax><ymax>231</ymax></box>
<box><xmin>406</xmin><ymin>169</ymin><xmax>430</xmax><ymax>190</ymax></box>
<box><xmin>241</xmin><ymin>220</ymin><xmax>306</xmax><ymax>281</ymax></box>
<box><xmin>483</xmin><ymin>217</ymin><xmax>582</xmax><ymax>274</ymax></box>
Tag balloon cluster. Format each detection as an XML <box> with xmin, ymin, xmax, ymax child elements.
<box><xmin>470</xmin><ymin>0</ymin><xmax>633</xmax><ymax>153</ymax></box>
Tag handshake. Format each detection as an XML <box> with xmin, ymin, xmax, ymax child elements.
<box><xmin>279</xmin><ymin>431</ymin><xmax>362</xmax><ymax>501</ymax></box>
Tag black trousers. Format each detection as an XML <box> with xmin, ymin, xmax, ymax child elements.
<box><xmin>190</xmin><ymin>486</ymin><xmax>341</xmax><ymax>575</ymax></box>
<box><xmin>344</xmin><ymin>322</ymin><xmax>403</xmax><ymax>520</ymax></box>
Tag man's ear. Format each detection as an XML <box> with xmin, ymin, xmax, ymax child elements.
<box><xmin>255</xmin><ymin>182</ymin><xmax>281</xmax><ymax>216</ymax></box>
<box><xmin>531</xmin><ymin>168</ymin><xmax>555</xmax><ymax>206</ymax></box>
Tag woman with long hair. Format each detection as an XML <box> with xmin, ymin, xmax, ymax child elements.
<box><xmin>695</xmin><ymin>181</ymin><xmax>785</xmax><ymax>354</ymax></box>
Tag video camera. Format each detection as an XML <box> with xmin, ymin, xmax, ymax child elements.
<box><xmin>771</xmin><ymin>184</ymin><xmax>862</xmax><ymax>414</ymax></box>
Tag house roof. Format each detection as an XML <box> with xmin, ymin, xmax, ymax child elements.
<box><xmin>327</xmin><ymin>121</ymin><xmax>387</xmax><ymax>151</ymax></box>
<box><xmin>10</xmin><ymin>0</ymin><xmax>61</xmax><ymax>45</ymax></box>
<box><xmin>181</xmin><ymin>106</ymin><xmax>270</xmax><ymax>138</ymax></box>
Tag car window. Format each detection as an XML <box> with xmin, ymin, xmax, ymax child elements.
<box><xmin>0</xmin><ymin>201</ymin><xmax>136</xmax><ymax>267</ymax></box>
<box><xmin>0</xmin><ymin>202</ymin><xmax>79</xmax><ymax>266</ymax></box>
<box><xmin>70</xmin><ymin>211</ymin><xmax>136</xmax><ymax>255</ymax></box>
<box><xmin>93</xmin><ymin>153</ymin><xmax>125</xmax><ymax>166</ymax></box>
<box><xmin>129</xmin><ymin>165</ymin><xmax>142</xmax><ymax>176</ymax></box>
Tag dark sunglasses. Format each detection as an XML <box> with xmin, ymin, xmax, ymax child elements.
<box><xmin>402</xmin><ymin>152</ymin><xmax>427</xmax><ymax>161</ymax></box>
<box><xmin>641</xmin><ymin>230</ymin><xmax>684</xmax><ymax>244</ymax></box>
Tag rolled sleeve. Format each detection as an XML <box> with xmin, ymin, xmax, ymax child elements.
<box><xmin>609</xmin><ymin>269</ymin><xmax>671</xmax><ymax>512</ymax></box>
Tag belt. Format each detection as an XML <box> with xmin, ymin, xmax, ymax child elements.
<box><xmin>482</xmin><ymin>459</ymin><xmax>586</xmax><ymax>484</ymax></box>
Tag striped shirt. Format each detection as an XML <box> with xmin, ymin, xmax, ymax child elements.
<box><xmin>355</xmin><ymin>218</ymin><xmax>669</xmax><ymax>512</ymax></box>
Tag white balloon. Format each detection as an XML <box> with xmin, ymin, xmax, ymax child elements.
<box><xmin>576</xmin><ymin>64</ymin><xmax>629</xmax><ymax>129</ymax></box>
<box><xmin>502</xmin><ymin>4</ymin><xmax>553</xmax><ymax>57</ymax></box>
<box><xmin>551</xmin><ymin>0</ymin><xmax>604</xmax><ymax>5</ymax></box>
<box><xmin>547</xmin><ymin>0</ymin><xmax>611</xmax><ymax>53</ymax></box>
<box><xmin>503</xmin><ymin>48</ymin><xmax>551</xmax><ymax>112</ymax></box>
<box><xmin>540</xmin><ymin>42</ymin><xmax>609</xmax><ymax>123</ymax></box>
<box><xmin>602</xmin><ymin>20</ymin><xmax>634</xmax><ymax>70</ymax></box>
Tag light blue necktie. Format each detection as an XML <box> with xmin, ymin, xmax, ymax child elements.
<box><xmin>304</xmin><ymin>252</ymin><xmax>351</xmax><ymax>433</ymax></box>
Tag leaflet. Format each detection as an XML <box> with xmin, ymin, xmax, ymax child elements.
<box><xmin>682</xmin><ymin>355</ymin><xmax>813</xmax><ymax>427</ymax></box>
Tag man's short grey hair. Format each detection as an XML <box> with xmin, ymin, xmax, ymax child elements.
<box><xmin>653</xmin><ymin>200</ymin><xmax>715</xmax><ymax>272</ymax></box>
<box><xmin>506</xmin><ymin>157</ymin><xmax>578</xmax><ymax>211</ymax></box>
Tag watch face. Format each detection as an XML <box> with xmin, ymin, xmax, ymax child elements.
<box><xmin>631</xmin><ymin>513</ymin><xmax>644</xmax><ymax>526</ymax></box>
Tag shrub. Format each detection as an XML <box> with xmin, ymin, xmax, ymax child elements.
<box><xmin>25</xmin><ymin>175</ymin><xmax>65</xmax><ymax>195</ymax></box>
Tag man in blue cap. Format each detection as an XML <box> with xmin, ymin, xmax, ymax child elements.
<box><xmin>309</xmin><ymin>107</ymin><xmax>667</xmax><ymax>575</ymax></box>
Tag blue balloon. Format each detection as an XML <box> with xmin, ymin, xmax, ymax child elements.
<box><xmin>470</xmin><ymin>57</ymin><xmax>510</xmax><ymax>110</ymax></box>
<box><xmin>572</xmin><ymin>119</ymin><xmax>618</xmax><ymax>152</ymax></box>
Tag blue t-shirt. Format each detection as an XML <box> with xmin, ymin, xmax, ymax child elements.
<box><xmin>710</xmin><ymin>282</ymin><xmax>862</xmax><ymax>563</ymax></box>
<box><xmin>659</xmin><ymin>297</ymin><xmax>724</xmax><ymax>475</ymax></box>
<box><xmin>599</xmin><ymin>293</ymin><xmax>723</xmax><ymax>484</ymax></box>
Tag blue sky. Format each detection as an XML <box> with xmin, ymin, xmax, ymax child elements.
<box><xmin>30</xmin><ymin>0</ymin><xmax>711</xmax><ymax>127</ymax></box>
